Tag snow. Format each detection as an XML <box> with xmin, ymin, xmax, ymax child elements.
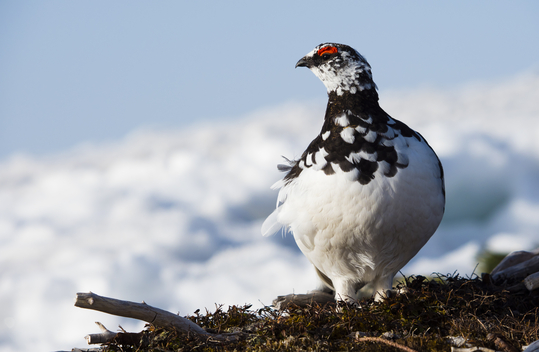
<box><xmin>1</xmin><ymin>71</ymin><xmax>539</xmax><ymax>351</ymax></box>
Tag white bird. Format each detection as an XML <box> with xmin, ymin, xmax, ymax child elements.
<box><xmin>262</xmin><ymin>43</ymin><xmax>445</xmax><ymax>303</ymax></box>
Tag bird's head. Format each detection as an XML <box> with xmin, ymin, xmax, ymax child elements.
<box><xmin>296</xmin><ymin>43</ymin><xmax>376</xmax><ymax>96</ymax></box>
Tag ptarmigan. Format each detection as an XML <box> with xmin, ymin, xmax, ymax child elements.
<box><xmin>262</xmin><ymin>43</ymin><xmax>445</xmax><ymax>303</ymax></box>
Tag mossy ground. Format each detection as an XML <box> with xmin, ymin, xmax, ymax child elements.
<box><xmin>102</xmin><ymin>273</ymin><xmax>538</xmax><ymax>352</ymax></box>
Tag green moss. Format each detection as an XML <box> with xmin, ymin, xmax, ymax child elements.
<box><xmin>476</xmin><ymin>249</ymin><xmax>509</xmax><ymax>274</ymax></box>
<box><xmin>102</xmin><ymin>274</ymin><xmax>539</xmax><ymax>352</ymax></box>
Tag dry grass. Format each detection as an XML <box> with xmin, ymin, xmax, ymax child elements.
<box><xmin>102</xmin><ymin>274</ymin><xmax>539</xmax><ymax>352</ymax></box>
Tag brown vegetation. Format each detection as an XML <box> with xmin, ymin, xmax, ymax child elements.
<box><xmin>99</xmin><ymin>273</ymin><xmax>539</xmax><ymax>352</ymax></box>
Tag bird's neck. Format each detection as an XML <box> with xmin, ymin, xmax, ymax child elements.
<box><xmin>324</xmin><ymin>89</ymin><xmax>382</xmax><ymax>126</ymax></box>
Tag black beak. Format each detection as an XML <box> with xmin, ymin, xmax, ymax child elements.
<box><xmin>295</xmin><ymin>56</ymin><xmax>309</xmax><ymax>68</ymax></box>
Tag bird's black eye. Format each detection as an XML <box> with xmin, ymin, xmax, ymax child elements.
<box><xmin>317</xmin><ymin>46</ymin><xmax>338</xmax><ymax>60</ymax></box>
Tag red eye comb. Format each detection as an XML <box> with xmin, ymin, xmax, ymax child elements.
<box><xmin>317</xmin><ymin>46</ymin><xmax>338</xmax><ymax>56</ymax></box>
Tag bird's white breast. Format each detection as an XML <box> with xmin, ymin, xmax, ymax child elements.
<box><xmin>264</xmin><ymin>133</ymin><xmax>444</xmax><ymax>283</ymax></box>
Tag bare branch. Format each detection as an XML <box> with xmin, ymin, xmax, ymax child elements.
<box><xmin>75</xmin><ymin>292</ymin><xmax>208</xmax><ymax>335</ymax></box>
<box><xmin>523</xmin><ymin>272</ymin><xmax>539</xmax><ymax>292</ymax></box>
<box><xmin>491</xmin><ymin>254</ymin><xmax>539</xmax><ymax>284</ymax></box>
<box><xmin>85</xmin><ymin>322</ymin><xmax>117</xmax><ymax>344</ymax></box>
<box><xmin>523</xmin><ymin>339</ymin><xmax>539</xmax><ymax>352</ymax></box>
<box><xmin>353</xmin><ymin>336</ymin><xmax>417</xmax><ymax>352</ymax></box>
<box><xmin>490</xmin><ymin>250</ymin><xmax>539</xmax><ymax>278</ymax></box>
<box><xmin>74</xmin><ymin>292</ymin><xmax>247</xmax><ymax>344</ymax></box>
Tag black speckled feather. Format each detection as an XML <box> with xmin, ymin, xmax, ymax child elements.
<box><xmin>284</xmin><ymin>90</ymin><xmax>421</xmax><ymax>185</ymax></box>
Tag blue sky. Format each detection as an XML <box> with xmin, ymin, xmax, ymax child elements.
<box><xmin>1</xmin><ymin>1</ymin><xmax>538</xmax><ymax>159</ymax></box>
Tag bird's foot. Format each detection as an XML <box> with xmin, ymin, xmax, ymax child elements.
<box><xmin>335</xmin><ymin>298</ymin><xmax>362</xmax><ymax>312</ymax></box>
<box><xmin>272</xmin><ymin>290</ymin><xmax>335</xmax><ymax>310</ymax></box>
<box><xmin>374</xmin><ymin>287</ymin><xmax>408</xmax><ymax>302</ymax></box>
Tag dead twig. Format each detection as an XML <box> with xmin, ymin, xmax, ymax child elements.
<box><xmin>75</xmin><ymin>292</ymin><xmax>245</xmax><ymax>344</ymax></box>
<box><xmin>354</xmin><ymin>336</ymin><xmax>417</xmax><ymax>352</ymax></box>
